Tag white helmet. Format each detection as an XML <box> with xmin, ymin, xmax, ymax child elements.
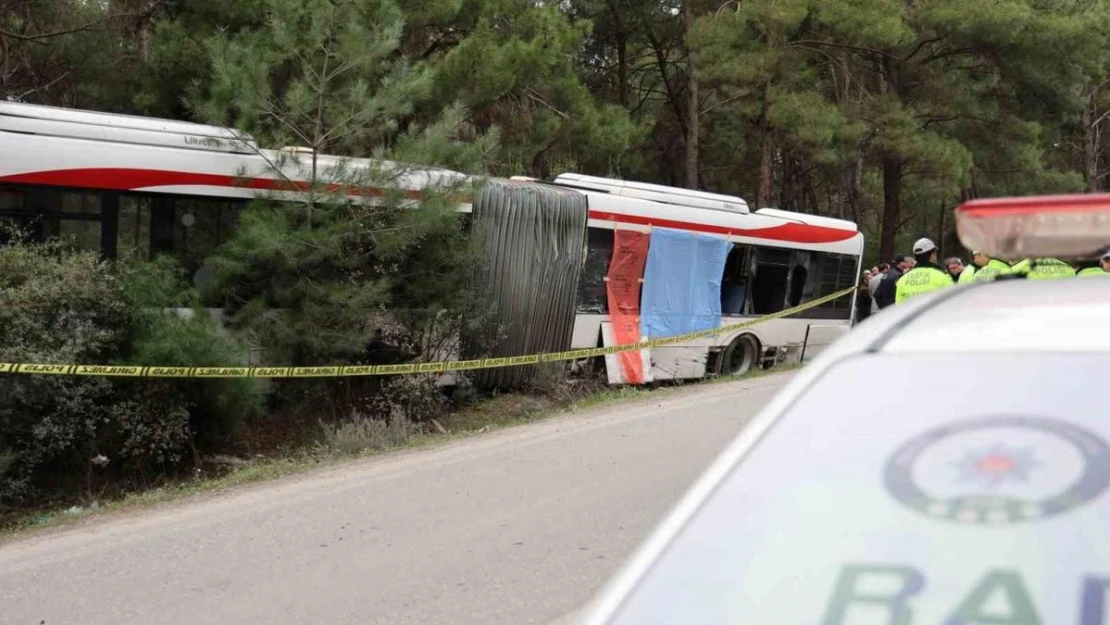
<box><xmin>913</xmin><ymin>237</ymin><xmax>937</xmax><ymax>255</ymax></box>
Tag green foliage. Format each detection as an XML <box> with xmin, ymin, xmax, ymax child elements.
<box><xmin>432</xmin><ymin>0</ymin><xmax>641</xmax><ymax>177</ymax></box>
<box><xmin>0</xmin><ymin>449</ymin><xmax>15</xmax><ymax>482</ymax></box>
<box><xmin>131</xmin><ymin>1</ymin><xmax>268</xmax><ymax>118</ymax></box>
<box><xmin>119</xmin><ymin>259</ymin><xmax>264</xmax><ymax>448</ymax></box>
<box><xmin>0</xmin><ymin>240</ymin><xmax>128</xmax><ymax>500</ymax></box>
<box><xmin>0</xmin><ymin>239</ymin><xmax>260</xmax><ymax>502</ymax></box>
<box><xmin>682</xmin><ymin>0</ymin><xmax>1110</xmax><ymax>257</ymax></box>
<box><xmin>194</xmin><ymin>0</ymin><xmax>426</xmax><ymax>157</ymax></box>
<box><xmin>202</xmin><ymin>196</ymin><xmax>475</xmax><ymax>367</ymax></box>
<box><xmin>187</xmin><ymin>0</ymin><xmax>494</xmax><ymax>429</ymax></box>
<box><xmin>12</xmin><ymin>0</ymin><xmax>1110</xmax><ymax>256</ymax></box>
<box><xmin>767</xmin><ymin>89</ymin><xmax>861</xmax><ymax>166</ymax></box>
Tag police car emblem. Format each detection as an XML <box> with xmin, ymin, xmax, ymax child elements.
<box><xmin>884</xmin><ymin>417</ymin><xmax>1110</xmax><ymax>524</ymax></box>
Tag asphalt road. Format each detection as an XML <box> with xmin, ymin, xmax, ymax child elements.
<box><xmin>0</xmin><ymin>373</ymin><xmax>791</xmax><ymax>625</ymax></box>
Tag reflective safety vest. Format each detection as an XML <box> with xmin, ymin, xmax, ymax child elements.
<box><xmin>895</xmin><ymin>266</ymin><xmax>953</xmax><ymax>303</ymax></box>
<box><xmin>972</xmin><ymin>258</ymin><xmax>1010</xmax><ymax>282</ymax></box>
<box><xmin>1019</xmin><ymin>258</ymin><xmax>1076</xmax><ymax>280</ymax></box>
<box><xmin>957</xmin><ymin>265</ymin><xmax>976</xmax><ymax>284</ymax></box>
<box><xmin>1077</xmin><ymin>266</ymin><xmax>1109</xmax><ymax>277</ymax></box>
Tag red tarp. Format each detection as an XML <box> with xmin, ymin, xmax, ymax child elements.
<box><xmin>606</xmin><ymin>230</ymin><xmax>650</xmax><ymax>383</ymax></box>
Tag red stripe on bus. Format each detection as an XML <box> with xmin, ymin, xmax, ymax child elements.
<box><xmin>0</xmin><ymin>168</ymin><xmax>423</xmax><ymax>200</ymax></box>
<box><xmin>0</xmin><ymin>168</ymin><xmax>858</xmax><ymax>244</ymax></box>
<box><xmin>588</xmin><ymin>211</ymin><xmax>857</xmax><ymax>244</ymax></box>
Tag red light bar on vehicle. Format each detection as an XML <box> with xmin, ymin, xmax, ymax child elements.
<box><xmin>956</xmin><ymin>193</ymin><xmax>1110</xmax><ymax>259</ymax></box>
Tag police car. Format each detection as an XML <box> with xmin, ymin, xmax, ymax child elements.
<box><xmin>569</xmin><ymin>194</ymin><xmax>1110</xmax><ymax>625</ymax></box>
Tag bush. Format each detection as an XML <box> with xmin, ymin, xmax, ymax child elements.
<box><xmin>363</xmin><ymin>374</ymin><xmax>447</xmax><ymax>424</ymax></box>
<box><xmin>0</xmin><ymin>240</ymin><xmax>262</xmax><ymax>503</ymax></box>
<box><xmin>119</xmin><ymin>258</ymin><xmax>264</xmax><ymax>449</ymax></box>
<box><xmin>0</xmin><ymin>240</ymin><xmax>130</xmax><ymax>499</ymax></box>
<box><xmin>317</xmin><ymin>411</ymin><xmax>411</xmax><ymax>456</ymax></box>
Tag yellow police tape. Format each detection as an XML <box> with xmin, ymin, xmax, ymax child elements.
<box><xmin>0</xmin><ymin>287</ymin><xmax>856</xmax><ymax>378</ymax></box>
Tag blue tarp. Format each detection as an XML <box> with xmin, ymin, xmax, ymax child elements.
<box><xmin>640</xmin><ymin>228</ymin><xmax>731</xmax><ymax>339</ymax></box>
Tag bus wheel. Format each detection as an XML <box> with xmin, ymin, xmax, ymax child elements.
<box><xmin>720</xmin><ymin>334</ymin><xmax>760</xmax><ymax>377</ymax></box>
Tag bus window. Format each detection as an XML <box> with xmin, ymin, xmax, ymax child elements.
<box><xmin>577</xmin><ymin>227</ymin><xmax>613</xmax><ymax>314</ymax></box>
<box><xmin>0</xmin><ymin>188</ymin><xmax>24</xmax><ymax>243</ymax></box>
<box><xmin>720</xmin><ymin>244</ymin><xmax>751</xmax><ymax>316</ymax></box>
<box><xmin>787</xmin><ymin>263</ymin><xmax>808</xmax><ymax>308</ymax></box>
<box><xmin>0</xmin><ymin>187</ymin><xmax>22</xmax><ymax>211</ymax></box>
<box><xmin>119</xmin><ymin>195</ymin><xmax>152</xmax><ymax>261</ymax></box>
<box><xmin>780</xmin><ymin>251</ymin><xmax>856</xmax><ymax>320</ymax></box>
<box><xmin>150</xmin><ymin>196</ymin><xmax>177</xmax><ymax>258</ymax></box>
<box><xmin>26</xmin><ymin>188</ymin><xmax>103</xmax><ymax>254</ymax></box>
<box><xmin>813</xmin><ymin>252</ymin><xmax>856</xmax><ymax>319</ymax></box>
<box><xmin>750</xmin><ymin>247</ymin><xmax>792</xmax><ymax>314</ymax></box>
<box><xmin>0</xmin><ymin>186</ymin><xmax>107</xmax><ymax>252</ymax></box>
<box><xmin>127</xmin><ymin>194</ymin><xmax>244</xmax><ymax>270</ymax></box>
<box><xmin>172</xmin><ymin>197</ymin><xmax>242</xmax><ymax>270</ymax></box>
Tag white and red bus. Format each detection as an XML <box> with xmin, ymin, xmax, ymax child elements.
<box><xmin>553</xmin><ymin>174</ymin><xmax>863</xmax><ymax>381</ymax></box>
<box><xmin>0</xmin><ymin>101</ymin><xmax>863</xmax><ymax>381</ymax></box>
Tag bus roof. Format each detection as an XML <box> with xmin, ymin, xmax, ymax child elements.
<box><xmin>0</xmin><ymin>103</ymin><xmax>861</xmax><ymax>251</ymax></box>
<box><xmin>553</xmin><ymin>173</ymin><xmax>750</xmax><ymax>214</ymax></box>
<box><xmin>0</xmin><ymin>100</ymin><xmax>259</xmax><ymax>155</ymax></box>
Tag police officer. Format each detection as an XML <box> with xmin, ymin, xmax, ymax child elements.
<box><xmin>944</xmin><ymin>257</ymin><xmax>975</xmax><ymax>284</ymax></box>
<box><xmin>1077</xmin><ymin>251</ymin><xmax>1110</xmax><ymax>276</ymax></box>
<box><xmin>970</xmin><ymin>251</ymin><xmax>1011</xmax><ymax>282</ymax></box>
<box><xmin>958</xmin><ymin>263</ymin><xmax>976</xmax><ymax>284</ymax></box>
<box><xmin>1010</xmin><ymin>257</ymin><xmax>1076</xmax><ymax>280</ymax></box>
<box><xmin>895</xmin><ymin>238</ymin><xmax>953</xmax><ymax>304</ymax></box>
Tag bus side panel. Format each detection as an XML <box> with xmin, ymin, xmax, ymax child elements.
<box><xmin>649</xmin><ymin>347</ymin><xmax>709</xmax><ymax>380</ymax></box>
<box><xmin>799</xmin><ymin>324</ymin><xmax>850</xmax><ymax>362</ymax></box>
<box><xmin>572</xmin><ymin>314</ymin><xmax>604</xmax><ymax>350</ymax></box>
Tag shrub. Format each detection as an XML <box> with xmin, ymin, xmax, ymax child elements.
<box><xmin>317</xmin><ymin>411</ymin><xmax>410</xmax><ymax>456</ymax></box>
<box><xmin>360</xmin><ymin>374</ymin><xmax>446</xmax><ymax>424</ymax></box>
<box><xmin>103</xmin><ymin>382</ymin><xmax>192</xmax><ymax>466</ymax></box>
<box><xmin>0</xmin><ymin>240</ymin><xmax>263</xmax><ymax>503</ymax></box>
<box><xmin>0</xmin><ymin>449</ymin><xmax>15</xmax><ymax>481</ymax></box>
<box><xmin>0</xmin><ymin>240</ymin><xmax>131</xmax><ymax>499</ymax></box>
<box><xmin>119</xmin><ymin>258</ymin><xmax>264</xmax><ymax>449</ymax></box>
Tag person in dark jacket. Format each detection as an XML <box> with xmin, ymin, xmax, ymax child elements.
<box><xmin>854</xmin><ymin>275</ymin><xmax>872</xmax><ymax>324</ymax></box>
<box><xmin>873</xmin><ymin>256</ymin><xmax>909</xmax><ymax>310</ymax></box>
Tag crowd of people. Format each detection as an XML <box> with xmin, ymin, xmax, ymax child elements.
<box><xmin>853</xmin><ymin>238</ymin><xmax>1110</xmax><ymax>323</ymax></box>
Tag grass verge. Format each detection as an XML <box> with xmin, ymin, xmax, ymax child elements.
<box><xmin>0</xmin><ymin>362</ymin><xmax>801</xmax><ymax>540</ymax></box>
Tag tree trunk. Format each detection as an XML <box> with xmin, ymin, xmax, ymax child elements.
<box><xmin>116</xmin><ymin>0</ymin><xmax>158</xmax><ymax>61</ymax></box>
<box><xmin>610</xmin><ymin>5</ymin><xmax>630</xmax><ymax>109</ymax></box>
<box><xmin>878</xmin><ymin>55</ymin><xmax>903</xmax><ymax>262</ymax></box>
<box><xmin>841</xmin><ymin>154</ymin><xmax>863</xmax><ymax>224</ymax></box>
<box><xmin>1083</xmin><ymin>99</ymin><xmax>1101</xmax><ymax>192</ymax></box>
<box><xmin>682</xmin><ymin>1</ymin><xmax>699</xmax><ymax>190</ymax></box>
<box><xmin>137</xmin><ymin>13</ymin><xmax>153</xmax><ymax>61</ymax></box>
<box><xmin>879</xmin><ymin>156</ymin><xmax>902</xmax><ymax>262</ymax></box>
<box><xmin>0</xmin><ymin>31</ymin><xmax>9</xmax><ymax>100</ymax></box>
<box><xmin>756</xmin><ymin>91</ymin><xmax>774</xmax><ymax>208</ymax></box>
<box><xmin>779</xmin><ymin>153</ymin><xmax>794</xmax><ymax>209</ymax></box>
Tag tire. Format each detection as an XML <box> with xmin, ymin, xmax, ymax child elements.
<box><xmin>719</xmin><ymin>334</ymin><xmax>760</xmax><ymax>377</ymax></box>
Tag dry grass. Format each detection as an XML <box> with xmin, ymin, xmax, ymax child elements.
<box><xmin>316</xmin><ymin>412</ymin><xmax>412</xmax><ymax>456</ymax></box>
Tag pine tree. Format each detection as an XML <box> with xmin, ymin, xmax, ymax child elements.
<box><xmin>428</xmin><ymin>0</ymin><xmax>640</xmax><ymax>178</ymax></box>
<box><xmin>191</xmin><ymin>0</ymin><xmax>498</xmax><ymax>369</ymax></box>
<box><xmin>689</xmin><ymin>0</ymin><xmax>1106</xmax><ymax>260</ymax></box>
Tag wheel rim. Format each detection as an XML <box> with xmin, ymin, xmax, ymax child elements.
<box><xmin>724</xmin><ymin>336</ymin><xmax>756</xmax><ymax>375</ymax></box>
